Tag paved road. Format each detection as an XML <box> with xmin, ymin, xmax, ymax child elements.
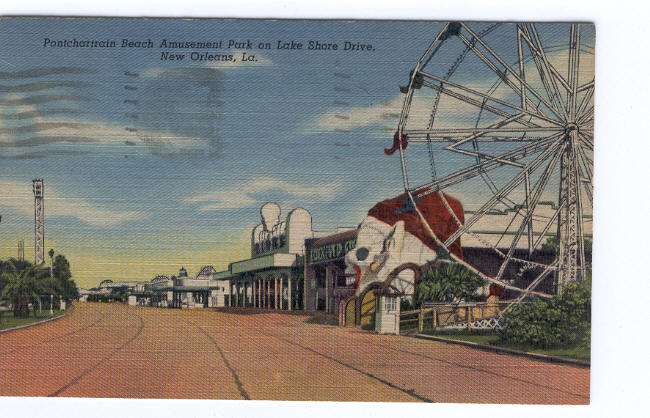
<box><xmin>0</xmin><ymin>303</ymin><xmax>589</xmax><ymax>403</ymax></box>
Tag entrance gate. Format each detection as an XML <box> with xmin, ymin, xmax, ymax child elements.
<box><xmin>338</xmin><ymin>297</ymin><xmax>356</xmax><ymax>327</ymax></box>
<box><xmin>359</xmin><ymin>290</ymin><xmax>376</xmax><ymax>329</ymax></box>
<box><xmin>341</xmin><ymin>264</ymin><xmax>423</xmax><ymax>328</ymax></box>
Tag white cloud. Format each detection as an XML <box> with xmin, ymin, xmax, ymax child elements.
<box><xmin>307</xmin><ymin>48</ymin><xmax>594</xmax><ymax>136</ymax></box>
<box><xmin>307</xmin><ymin>93</ymin><xmax>478</xmax><ymax>134</ymax></box>
<box><xmin>310</xmin><ymin>95</ymin><xmax>403</xmax><ymax>133</ymax></box>
<box><xmin>183</xmin><ymin>177</ymin><xmax>341</xmax><ymax>211</ymax></box>
<box><xmin>0</xmin><ymin>99</ymin><xmax>210</xmax><ymax>156</ymax></box>
<box><xmin>0</xmin><ymin>179</ymin><xmax>148</xmax><ymax>227</ymax></box>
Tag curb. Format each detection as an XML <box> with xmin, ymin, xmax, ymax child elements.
<box><xmin>0</xmin><ymin>304</ymin><xmax>72</xmax><ymax>334</ymax></box>
<box><xmin>414</xmin><ymin>333</ymin><xmax>590</xmax><ymax>368</ymax></box>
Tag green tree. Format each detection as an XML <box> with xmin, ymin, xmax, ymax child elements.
<box><xmin>415</xmin><ymin>262</ymin><xmax>486</xmax><ymax>307</ymax></box>
<box><xmin>52</xmin><ymin>254</ymin><xmax>71</xmax><ymax>282</ymax></box>
<box><xmin>48</xmin><ymin>249</ymin><xmax>55</xmax><ymax>277</ymax></box>
<box><xmin>0</xmin><ymin>258</ymin><xmax>32</xmax><ymax>295</ymax></box>
<box><xmin>1</xmin><ymin>261</ymin><xmax>44</xmax><ymax>317</ymax></box>
<box><xmin>52</xmin><ymin>254</ymin><xmax>78</xmax><ymax>302</ymax></box>
<box><xmin>541</xmin><ymin>235</ymin><xmax>558</xmax><ymax>252</ymax></box>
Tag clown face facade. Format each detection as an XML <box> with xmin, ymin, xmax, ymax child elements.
<box><xmin>345</xmin><ymin>190</ymin><xmax>465</xmax><ymax>299</ymax></box>
<box><xmin>345</xmin><ymin>217</ymin><xmax>435</xmax><ymax>299</ymax></box>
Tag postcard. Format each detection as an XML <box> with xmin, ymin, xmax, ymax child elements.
<box><xmin>0</xmin><ymin>17</ymin><xmax>592</xmax><ymax>404</ymax></box>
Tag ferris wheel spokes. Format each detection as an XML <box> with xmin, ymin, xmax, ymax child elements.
<box><xmin>413</xmin><ymin>132</ymin><xmax>564</xmax><ymax>194</ymax></box>
<box><xmin>568</xmin><ymin>24</ymin><xmax>581</xmax><ymax>120</ymax></box>
<box><xmin>494</xmin><ymin>142</ymin><xmax>565</xmax><ymax>280</ymax></box>
<box><xmin>417</xmin><ymin>71</ymin><xmax>562</xmax><ymax>127</ymax></box>
<box><xmin>518</xmin><ymin>25</ymin><xmax>567</xmax><ymax>119</ymax></box>
<box><xmin>517</xmin><ymin>23</ymin><xmax>570</xmax><ymax>97</ymax></box>
<box><xmin>456</xmin><ymin>23</ymin><xmax>565</xmax><ymax>122</ymax></box>
<box><xmin>441</xmin><ymin>136</ymin><xmax>565</xmax><ymax>248</ymax></box>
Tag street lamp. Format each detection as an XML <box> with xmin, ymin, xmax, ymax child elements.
<box><xmin>48</xmin><ymin>249</ymin><xmax>55</xmax><ymax>278</ymax></box>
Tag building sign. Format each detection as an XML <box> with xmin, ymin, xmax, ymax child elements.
<box><xmin>309</xmin><ymin>239</ymin><xmax>357</xmax><ymax>263</ymax></box>
<box><xmin>253</xmin><ymin>234</ymin><xmax>286</xmax><ymax>256</ymax></box>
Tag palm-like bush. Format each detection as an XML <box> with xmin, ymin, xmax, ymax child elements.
<box><xmin>1</xmin><ymin>262</ymin><xmax>40</xmax><ymax>317</ymax></box>
<box><xmin>416</xmin><ymin>262</ymin><xmax>486</xmax><ymax>307</ymax></box>
<box><xmin>1</xmin><ymin>261</ymin><xmax>57</xmax><ymax>317</ymax></box>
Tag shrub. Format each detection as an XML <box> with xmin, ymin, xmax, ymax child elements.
<box><xmin>499</xmin><ymin>274</ymin><xmax>591</xmax><ymax>348</ymax></box>
<box><xmin>415</xmin><ymin>262</ymin><xmax>485</xmax><ymax>307</ymax></box>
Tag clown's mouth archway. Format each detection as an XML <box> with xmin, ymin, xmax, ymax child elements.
<box><xmin>342</xmin><ymin>263</ymin><xmax>423</xmax><ymax>328</ymax></box>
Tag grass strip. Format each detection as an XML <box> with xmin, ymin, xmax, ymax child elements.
<box><xmin>422</xmin><ymin>329</ymin><xmax>590</xmax><ymax>361</ymax></box>
<box><xmin>0</xmin><ymin>310</ymin><xmax>65</xmax><ymax>331</ymax></box>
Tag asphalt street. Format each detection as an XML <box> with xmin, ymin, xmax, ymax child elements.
<box><xmin>0</xmin><ymin>303</ymin><xmax>589</xmax><ymax>403</ymax></box>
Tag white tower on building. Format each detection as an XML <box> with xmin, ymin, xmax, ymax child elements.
<box><xmin>33</xmin><ymin>179</ymin><xmax>44</xmax><ymax>265</ymax></box>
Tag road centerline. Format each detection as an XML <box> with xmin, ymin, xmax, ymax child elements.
<box><xmin>258</xmin><ymin>328</ymin><xmax>435</xmax><ymax>403</ymax></box>
<box><xmin>192</xmin><ymin>321</ymin><xmax>251</xmax><ymax>400</ymax></box>
<box><xmin>48</xmin><ymin>314</ymin><xmax>145</xmax><ymax>397</ymax></box>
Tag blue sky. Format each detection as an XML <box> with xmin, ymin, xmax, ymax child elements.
<box><xmin>0</xmin><ymin>19</ymin><xmax>594</xmax><ymax>287</ymax></box>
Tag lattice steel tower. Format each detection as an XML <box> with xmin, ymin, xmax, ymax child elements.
<box><xmin>33</xmin><ymin>179</ymin><xmax>44</xmax><ymax>265</ymax></box>
<box><xmin>556</xmin><ymin>128</ymin><xmax>585</xmax><ymax>293</ymax></box>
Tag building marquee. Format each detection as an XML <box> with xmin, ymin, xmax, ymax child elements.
<box><xmin>309</xmin><ymin>239</ymin><xmax>357</xmax><ymax>263</ymax></box>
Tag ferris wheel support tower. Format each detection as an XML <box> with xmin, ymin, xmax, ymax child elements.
<box><xmin>557</xmin><ymin>128</ymin><xmax>585</xmax><ymax>292</ymax></box>
<box><xmin>557</xmin><ymin>23</ymin><xmax>588</xmax><ymax>292</ymax></box>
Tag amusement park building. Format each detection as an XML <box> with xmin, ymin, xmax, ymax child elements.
<box><xmin>96</xmin><ymin>280</ymin><xmax>146</xmax><ymax>294</ymax></box>
<box><xmin>213</xmin><ymin>203</ymin><xmax>318</xmax><ymax>311</ymax></box>
<box><xmin>304</xmin><ymin>228</ymin><xmax>357</xmax><ymax>313</ymax></box>
<box><xmin>148</xmin><ymin>266</ymin><xmax>227</xmax><ymax>308</ymax></box>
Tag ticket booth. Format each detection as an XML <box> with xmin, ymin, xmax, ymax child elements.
<box><xmin>375</xmin><ymin>286</ymin><xmax>403</xmax><ymax>335</ymax></box>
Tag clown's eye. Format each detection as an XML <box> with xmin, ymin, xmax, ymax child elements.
<box><xmin>356</xmin><ymin>247</ymin><xmax>369</xmax><ymax>261</ymax></box>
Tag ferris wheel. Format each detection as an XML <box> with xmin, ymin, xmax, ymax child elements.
<box><xmin>392</xmin><ymin>22</ymin><xmax>594</xmax><ymax>301</ymax></box>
